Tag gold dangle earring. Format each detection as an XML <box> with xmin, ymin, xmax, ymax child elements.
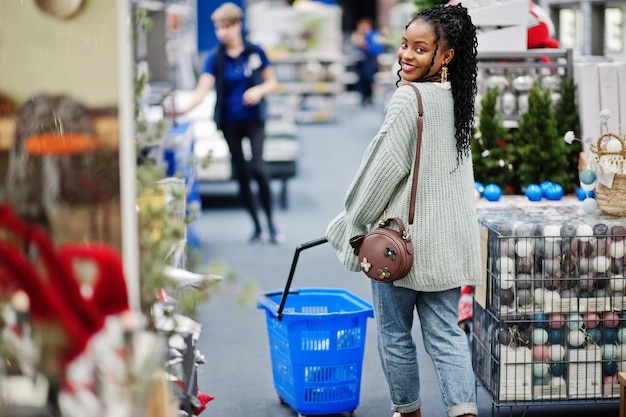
<box><xmin>440</xmin><ymin>63</ymin><xmax>449</xmax><ymax>83</ymax></box>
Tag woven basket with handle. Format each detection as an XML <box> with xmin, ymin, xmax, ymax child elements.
<box><xmin>590</xmin><ymin>132</ymin><xmax>626</xmax><ymax>216</ymax></box>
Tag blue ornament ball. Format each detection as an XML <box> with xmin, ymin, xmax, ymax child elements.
<box><xmin>579</xmin><ymin>169</ymin><xmax>597</xmax><ymax>185</ymax></box>
<box><xmin>525</xmin><ymin>184</ymin><xmax>542</xmax><ymax>201</ymax></box>
<box><xmin>484</xmin><ymin>183</ymin><xmax>502</xmax><ymax>202</ymax></box>
<box><xmin>548</xmin><ymin>328</ymin><xmax>564</xmax><ymax>344</ymax></box>
<box><xmin>545</xmin><ymin>184</ymin><xmax>564</xmax><ymax>201</ymax></box>
<box><xmin>550</xmin><ymin>362</ymin><xmax>566</xmax><ymax>377</ymax></box>
<box><xmin>540</xmin><ymin>181</ymin><xmax>555</xmax><ymax>197</ymax></box>
<box><xmin>474</xmin><ymin>182</ymin><xmax>485</xmax><ymax>197</ymax></box>
<box><xmin>604</xmin><ymin>328</ymin><xmax>618</xmax><ymax>345</ymax></box>
<box><xmin>576</xmin><ymin>187</ymin><xmax>587</xmax><ymax>201</ymax></box>
<box><xmin>603</xmin><ymin>361</ymin><xmax>618</xmax><ymax>376</ymax></box>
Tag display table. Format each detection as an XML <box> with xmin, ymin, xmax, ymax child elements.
<box><xmin>472</xmin><ymin>196</ymin><xmax>625</xmax><ymax>409</ymax></box>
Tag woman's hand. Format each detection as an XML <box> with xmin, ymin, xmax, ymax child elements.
<box><xmin>242</xmin><ymin>86</ymin><xmax>264</xmax><ymax>106</ymax></box>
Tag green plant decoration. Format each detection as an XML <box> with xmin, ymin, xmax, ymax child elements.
<box><xmin>472</xmin><ymin>86</ymin><xmax>515</xmax><ymax>192</ymax></box>
<box><xmin>554</xmin><ymin>78</ymin><xmax>581</xmax><ymax>192</ymax></box>
<box><xmin>513</xmin><ymin>82</ymin><xmax>571</xmax><ymax>192</ymax></box>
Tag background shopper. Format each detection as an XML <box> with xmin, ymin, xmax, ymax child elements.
<box><xmin>175</xmin><ymin>2</ymin><xmax>281</xmax><ymax>244</ymax></box>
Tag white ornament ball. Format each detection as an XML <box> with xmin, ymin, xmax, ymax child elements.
<box><xmin>499</xmin><ymin>272</ymin><xmax>514</xmax><ymax>289</ymax></box>
<box><xmin>543</xmin><ymin>290</ymin><xmax>561</xmax><ymax>312</ymax></box>
<box><xmin>567</xmin><ymin>313</ymin><xmax>584</xmax><ymax>330</ymax></box>
<box><xmin>582</xmin><ymin>197</ymin><xmax>599</xmax><ymax>215</ymax></box>
<box><xmin>533</xmin><ymin>362</ymin><xmax>550</xmax><ymax>378</ymax></box>
<box><xmin>498</xmin><ymin>256</ymin><xmax>515</xmax><ymax>273</ymax></box>
<box><xmin>577</xmin><ymin>224</ymin><xmax>594</xmax><ymax>241</ymax></box>
<box><xmin>610</xmin><ymin>241</ymin><xmax>626</xmax><ymax>259</ymax></box>
<box><xmin>610</xmin><ymin>275</ymin><xmax>625</xmax><ymax>293</ymax></box>
<box><xmin>534</xmin><ymin>287</ymin><xmax>546</xmax><ymax>306</ymax></box>
<box><xmin>607</xmin><ymin>138</ymin><xmax>622</xmax><ymax>152</ymax></box>
<box><xmin>592</xmin><ymin>256</ymin><xmax>611</xmax><ymax>274</ymax></box>
<box><xmin>548</xmin><ymin>344</ymin><xmax>566</xmax><ymax>361</ymax></box>
<box><xmin>568</xmin><ymin>330</ymin><xmax>585</xmax><ymax>347</ymax></box>
<box><xmin>543</xmin><ymin>225</ymin><xmax>562</xmax><ymax>242</ymax></box>
<box><xmin>580</xmin><ymin>181</ymin><xmax>597</xmax><ymax>191</ymax></box>
<box><xmin>533</xmin><ymin>328</ymin><xmax>549</xmax><ymax>345</ymax></box>
<box><xmin>515</xmin><ymin>240</ymin><xmax>534</xmax><ymax>257</ymax></box>
<box><xmin>602</xmin><ymin>344</ymin><xmax>618</xmax><ymax>360</ymax></box>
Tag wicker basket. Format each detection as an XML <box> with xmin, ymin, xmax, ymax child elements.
<box><xmin>590</xmin><ymin>132</ymin><xmax>626</xmax><ymax>216</ymax></box>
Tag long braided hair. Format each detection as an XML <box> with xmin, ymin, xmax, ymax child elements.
<box><xmin>397</xmin><ymin>3</ymin><xmax>478</xmax><ymax>160</ymax></box>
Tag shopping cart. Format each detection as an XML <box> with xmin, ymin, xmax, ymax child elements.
<box><xmin>257</xmin><ymin>237</ymin><xmax>374</xmax><ymax>417</ymax></box>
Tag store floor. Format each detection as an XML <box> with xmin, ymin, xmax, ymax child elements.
<box><xmin>191</xmin><ymin>95</ymin><xmax>619</xmax><ymax>417</ymax></box>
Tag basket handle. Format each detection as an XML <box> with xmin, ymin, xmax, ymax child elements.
<box><xmin>276</xmin><ymin>236</ymin><xmax>328</xmax><ymax>321</ymax></box>
<box><xmin>595</xmin><ymin>132</ymin><xmax>625</xmax><ymax>156</ymax></box>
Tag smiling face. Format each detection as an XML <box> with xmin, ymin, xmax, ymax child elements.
<box><xmin>397</xmin><ymin>18</ymin><xmax>454</xmax><ymax>82</ymax></box>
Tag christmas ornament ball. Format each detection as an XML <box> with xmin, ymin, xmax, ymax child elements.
<box><xmin>603</xmin><ymin>361</ymin><xmax>618</xmax><ymax>376</ymax></box>
<box><xmin>516</xmin><ymin>289</ymin><xmax>532</xmax><ymax>307</ymax></box>
<box><xmin>545</xmin><ymin>183</ymin><xmax>564</xmax><ymax>200</ymax></box>
<box><xmin>588</xmin><ymin>328</ymin><xmax>602</xmax><ymax>345</ymax></box>
<box><xmin>583</xmin><ymin>312</ymin><xmax>600</xmax><ymax>328</ymax></box>
<box><xmin>548</xmin><ymin>328</ymin><xmax>564</xmax><ymax>344</ymax></box>
<box><xmin>566</xmin><ymin>313</ymin><xmax>583</xmax><ymax>330</ymax></box>
<box><xmin>532</xmin><ymin>362</ymin><xmax>550</xmax><ymax>378</ymax></box>
<box><xmin>525</xmin><ymin>184</ymin><xmax>542</xmax><ymax>201</ymax></box>
<box><xmin>533</xmin><ymin>313</ymin><xmax>549</xmax><ymax>330</ymax></box>
<box><xmin>579</xmin><ymin>169</ymin><xmax>597</xmax><ymax>185</ymax></box>
<box><xmin>484</xmin><ymin>183</ymin><xmax>502</xmax><ymax>201</ymax></box>
<box><xmin>567</xmin><ymin>329</ymin><xmax>585</xmax><ymax>347</ymax></box>
<box><xmin>540</xmin><ymin>181</ymin><xmax>555</xmax><ymax>197</ymax></box>
<box><xmin>610</xmin><ymin>241</ymin><xmax>625</xmax><ymax>259</ymax></box>
<box><xmin>577</xmin><ymin>224</ymin><xmax>594</xmax><ymax>241</ymax></box>
<box><xmin>582</xmin><ymin>197</ymin><xmax>598</xmax><ymax>215</ymax></box>
<box><xmin>550</xmin><ymin>362</ymin><xmax>566</xmax><ymax>377</ymax></box>
<box><xmin>607</xmin><ymin>138</ymin><xmax>622</xmax><ymax>152</ymax></box>
<box><xmin>618</xmin><ymin>328</ymin><xmax>626</xmax><ymax>344</ymax></box>
<box><xmin>533</xmin><ymin>345</ymin><xmax>549</xmax><ymax>361</ymax></box>
<box><xmin>604</xmin><ymin>375</ymin><xmax>619</xmax><ymax>385</ymax></box>
<box><xmin>499</xmin><ymin>272</ymin><xmax>514</xmax><ymax>289</ymax></box>
<box><xmin>474</xmin><ymin>182</ymin><xmax>485</xmax><ymax>197</ymax></box>
<box><xmin>602</xmin><ymin>344</ymin><xmax>618</xmax><ymax>360</ymax></box>
<box><xmin>515</xmin><ymin>240</ymin><xmax>534</xmax><ymax>257</ymax></box>
<box><xmin>603</xmin><ymin>311</ymin><xmax>620</xmax><ymax>328</ymax></box>
<box><xmin>576</xmin><ymin>187</ymin><xmax>589</xmax><ymax>201</ymax></box>
<box><xmin>532</xmin><ymin>328</ymin><xmax>549</xmax><ymax>345</ymax></box>
<box><xmin>548</xmin><ymin>312</ymin><xmax>566</xmax><ymax>328</ymax></box>
<box><xmin>604</xmin><ymin>328</ymin><xmax>619</xmax><ymax>344</ymax></box>
<box><xmin>548</xmin><ymin>344</ymin><xmax>566</xmax><ymax>361</ymax></box>
<box><xmin>609</xmin><ymin>275</ymin><xmax>625</xmax><ymax>293</ymax></box>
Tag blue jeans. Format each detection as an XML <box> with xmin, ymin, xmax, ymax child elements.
<box><xmin>371</xmin><ymin>283</ymin><xmax>477</xmax><ymax>417</ymax></box>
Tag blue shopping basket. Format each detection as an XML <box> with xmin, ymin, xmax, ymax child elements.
<box><xmin>257</xmin><ymin>237</ymin><xmax>374</xmax><ymax>416</ymax></box>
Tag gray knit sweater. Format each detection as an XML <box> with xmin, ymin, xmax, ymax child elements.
<box><xmin>325</xmin><ymin>82</ymin><xmax>482</xmax><ymax>292</ymax></box>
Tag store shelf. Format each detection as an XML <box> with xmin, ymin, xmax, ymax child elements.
<box><xmin>476</xmin><ymin>49</ymin><xmax>574</xmax><ymax>128</ymax></box>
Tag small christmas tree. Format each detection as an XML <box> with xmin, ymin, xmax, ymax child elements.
<box><xmin>472</xmin><ymin>86</ymin><xmax>514</xmax><ymax>191</ymax></box>
<box><xmin>554</xmin><ymin>78</ymin><xmax>581</xmax><ymax>192</ymax></box>
<box><xmin>513</xmin><ymin>82</ymin><xmax>571</xmax><ymax>191</ymax></box>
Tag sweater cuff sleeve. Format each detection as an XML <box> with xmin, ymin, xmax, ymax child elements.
<box><xmin>325</xmin><ymin>211</ymin><xmax>364</xmax><ymax>272</ymax></box>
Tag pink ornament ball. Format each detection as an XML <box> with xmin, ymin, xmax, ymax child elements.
<box><xmin>583</xmin><ymin>312</ymin><xmax>600</xmax><ymax>329</ymax></box>
<box><xmin>533</xmin><ymin>345</ymin><xmax>549</xmax><ymax>361</ymax></box>
<box><xmin>603</xmin><ymin>311</ymin><xmax>620</xmax><ymax>328</ymax></box>
<box><xmin>548</xmin><ymin>313</ymin><xmax>566</xmax><ymax>328</ymax></box>
<box><xmin>604</xmin><ymin>375</ymin><xmax>619</xmax><ymax>385</ymax></box>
